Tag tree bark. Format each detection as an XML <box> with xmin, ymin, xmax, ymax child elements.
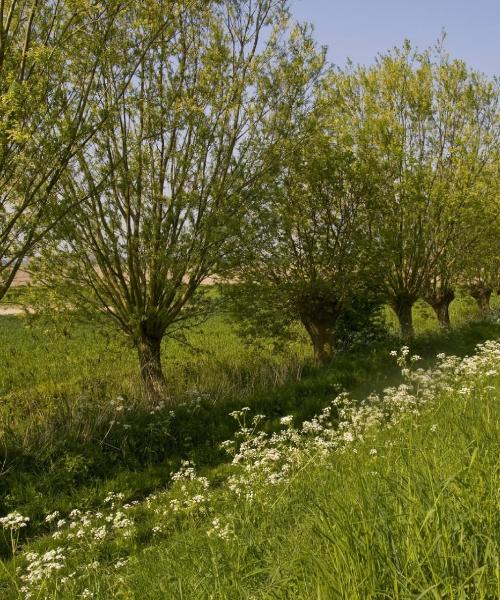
<box><xmin>391</xmin><ymin>295</ymin><xmax>415</xmax><ymax>339</ymax></box>
<box><xmin>301</xmin><ymin>316</ymin><xmax>336</xmax><ymax>365</ymax></box>
<box><xmin>432</xmin><ymin>301</ymin><xmax>451</xmax><ymax>329</ymax></box>
<box><xmin>470</xmin><ymin>287</ymin><xmax>492</xmax><ymax>318</ymax></box>
<box><xmin>297</xmin><ymin>288</ymin><xmax>341</xmax><ymax>366</ymax></box>
<box><xmin>425</xmin><ymin>288</ymin><xmax>454</xmax><ymax>329</ymax></box>
<box><xmin>137</xmin><ymin>334</ymin><xmax>167</xmax><ymax>401</ymax></box>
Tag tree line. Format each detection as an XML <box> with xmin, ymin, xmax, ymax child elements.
<box><xmin>1</xmin><ymin>1</ymin><xmax>498</xmax><ymax>399</ymax></box>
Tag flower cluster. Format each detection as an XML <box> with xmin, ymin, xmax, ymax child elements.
<box><xmin>207</xmin><ymin>517</ymin><xmax>234</xmax><ymax>541</ymax></box>
<box><xmin>14</xmin><ymin>494</ymin><xmax>135</xmax><ymax>599</ymax></box>
<box><xmin>0</xmin><ymin>511</ymin><xmax>30</xmax><ymax>530</ymax></box>
<box><xmin>21</xmin><ymin>547</ymin><xmax>66</xmax><ymax>594</ymax></box>
<box><xmin>217</xmin><ymin>341</ymin><xmax>500</xmax><ymax>507</ymax></box>
<box><xmin>168</xmin><ymin>461</ymin><xmax>210</xmax><ymax>515</ymax></box>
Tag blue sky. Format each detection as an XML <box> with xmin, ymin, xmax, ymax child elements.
<box><xmin>290</xmin><ymin>0</ymin><xmax>499</xmax><ymax>76</ymax></box>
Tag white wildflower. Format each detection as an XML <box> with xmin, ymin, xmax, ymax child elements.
<box><xmin>0</xmin><ymin>512</ymin><xmax>29</xmax><ymax>530</ymax></box>
<box><xmin>44</xmin><ymin>511</ymin><xmax>59</xmax><ymax>524</ymax></box>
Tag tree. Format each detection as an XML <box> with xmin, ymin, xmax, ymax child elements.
<box><xmin>0</xmin><ymin>0</ymin><xmax>130</xmax><ymax>300</ymax></box>
<box><xmin>226</xmin><ymin>87</ymin><xmax>382</xmax><ymax>365</ymax></box>
<box><xmin>421</xmin><ymin>66</ymin><xmax>499</xmax><ymax>328</ymax></box>
<box><xmin>36</xmin><ymin>0</ymin><xmax>323</xmax><ymax>398</ymax></box>
<box><xmin>423</xmin><ymin>164</ymin><xmax>499</xmax><ymax>328</ymax></box>
<box><xmin>333</xmin><ymin>41</ymin><xmax>499</xmax><ymax>337</ymax></box>
<box><xmin>462</xmin><ymin>180</ymin><xmax>500</xmax><ymax>318</ymax></box>
<box><xmin>422</xmin><ymin>274</ymin><xmax>456</xmax><ymax>329</ymax></box>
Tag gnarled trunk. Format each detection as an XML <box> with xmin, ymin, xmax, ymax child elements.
<box><xmin>432</xmin><ymin>301</ymin><xmax>451</xmax><ymax>329</ymax></box>
<box><xmin>297</xmin><ymin>287</ymin><xmax>341</xmax><ymax>366</ymax></box>
<box><xmin>137</xmin><ymin>334</ymin><xmax>167</xmax><ymax>401</ymax></box>
<box><xmin>470</xmin><ymin>286</ymin><xmax>492</xmax><ymax>318</ymax></box>
<box><xmin>301</xmin><ymin>316</ymin><xmax>336</xmax><ymax>365</ymax></box>
<box><xmin>390</xmin><ymin>294</ymin><xmax>416</xmax><ymax>339</ymax></box>
<box><xmin>425</xmin><ymin>287</ymin><xmax>454</xmax><ymax>329</ymax></box>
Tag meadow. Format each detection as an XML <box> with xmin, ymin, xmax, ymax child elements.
<box><xmin>1</xmin><ymin>2</ymin><xmax>499</xmax><ymax>598</ymax></box>
<box><xmin>0</xmin><ymin>291</ymin><xmax>499</xmax><ymax>598</ymax></box>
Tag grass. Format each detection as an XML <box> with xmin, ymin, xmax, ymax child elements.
<box><xmin>0</xmin><ymin>310</ymin><xmax>308</xmax><ymax>400</ymax></box>
<box><xmin>113</xmin><ymin>366</ymin><xmax>499</xmax><ymax>599</ymax></box>
<box><xmin>1</xmin><ymin>289</ymin><xmax>496</xmax><ymax>396</ymax></box>
<box><xmin>1</xmin><ymin>337</ymin><xmax>498</xmax><ymax>598</ymax></box>
<box><xmin>0</xmin><ymin>293</ymin><xmax>499</xmax><ymax>526</ymax></box>
<box><xmin>0</xmin><ymin>290</ymin><xmax>499</xmax><ymax>597</ymax></box>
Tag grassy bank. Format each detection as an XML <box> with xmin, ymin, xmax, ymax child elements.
<box><xmin>0</xmin><ymin>294</ymin><xmax>499</xmax><ymax>551</ymax></box>
<box><xmin>1</xmin><ymin>339</ymin><xmax>498</xmax><ymax>598</ymax></box>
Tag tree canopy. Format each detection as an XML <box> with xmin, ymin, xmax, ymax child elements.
<box><xmin>327</xmin><ymin>41</ymin><xmax>499</xmax><ymax>336</ymax></box>
<box><xmin>35</xmin><ymin>0</ymin><xmax>325</xmax><ymax>396</ymax></box>
<box><xmin>0</xmin><ymin>0</ymin><xmax>132</xmax><ymax>299</ymax></box>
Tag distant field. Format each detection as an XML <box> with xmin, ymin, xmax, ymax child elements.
<box><xmin>9</xmin><ymin>269</ymin><xmax>31</xmax><ymax>287</ymax></box>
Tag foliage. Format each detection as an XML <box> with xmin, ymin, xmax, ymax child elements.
<box><xmin>326</xmin><ymin>39</ymin><xmax>499</xmax><ymax>336</ymax></box>
<box><xmin>0</xmin><ymin>0</ymin><xmax>129</xmax><ymax>300</ymax></box>
<box><xmin>461</xmin><ymin>184</ymin><xmax>500</xmax><ymax>313</ymax></box>
<box><xmin>332</xmin><ymin>288</ymin><xmax>388</xmax><ymax>350</ymax></box>
<box><xmin>225</xmin><ymin>280</ymin><xmax>388</xmax><ymax>354</ymax></box>
<box><xmin>225</xmin><ymin>84</ymin><xmax>383</xmax><ymax>364</ymax></box>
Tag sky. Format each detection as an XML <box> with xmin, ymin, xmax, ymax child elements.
<box><xmin>290</xmin><ymin>0</ymin><xmax>499</xmax><ymax>76</ymax></box>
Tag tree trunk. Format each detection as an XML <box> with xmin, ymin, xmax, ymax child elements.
<box><xmin>301</xmin><ymin>317</ymin><xmax>336</xmax><ymax>365</ymax></box>
<box><xmin>137</xmin><ymin>335</ymin><xmax>167</xmax><ymax>401</ymax></box>
<box><xmin>432</xmin><ymin>301</ymin><xmax>451</xmax><ymax>329</ymax></box>
<box><xmin>474</xmin><ymin>290</ymin><xmax>491</xmax><ymax>317</ymax></box>
<box><xmin>391</xmin><ymin>296</ymin><xmax>415</xmax><ymax>339</ymax></box>
<box><xmin>297</xmin><ymin>286</ymin><xmax>341</xmax><ymax>366</ymax></box>
<box><xmin>470</xmin><ymin>287</ymin><xmax>492</xmax><ymax>318</ymax></box>
<box><xmin>425</xmin><ymin>288</ymin><xmax>454</xmax><ymax>329</ymax></box>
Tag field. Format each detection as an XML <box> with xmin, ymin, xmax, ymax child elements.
<box><xmin>0</xmin><ymin>292</ymin><xmax>499</xmax><ymax>598</ymax></box>
<box><xmin>1</xmin><ymin>1</ymin><xmax>499</xmax><ymax>597</ymax></box>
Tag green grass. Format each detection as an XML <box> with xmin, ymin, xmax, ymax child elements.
<box><xmin>1</xmin><ymin>289</ymin><xmax>497</xmax><ymax>397</ymax></box>
<box><xmin>0</xmin><ymin>311</ymin><xmax>305</xmax><ymax>398</ymax></box>
<box><xmin>0</xmin><ymin>293</ymin><xmax>499</xmax><ymax>553</ymax></box>
<box><xmin>0</xmin><ymin>290</ymin><xmax>499</xmax><ymax>598</ymax></box>
<box><xmin>114</xmin><ymin>372</ymin><xmax>500</xmax><ymax>599</ymax></box>
<box><xmin>1</xmin><ymin>337</ymin><xmax>498</xmax><ymax>598</ymax></box>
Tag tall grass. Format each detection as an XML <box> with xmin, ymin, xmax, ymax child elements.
<box><xmin>112</xmin><ymin>343</ymin><xmax>500</xmax><ymax>600</ymax></box>
<box><xmin>1</xmin><ymin>340</ymin><xmax>498</xmax><ymax>599</ymax></box>
<box><xmin>0</xmin><ymin>299</ymin><xmax>498</xmax><ymax>550</ymax></box>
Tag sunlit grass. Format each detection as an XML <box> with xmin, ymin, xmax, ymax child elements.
<box><xmin>1</xmin><ymin>290</ymin><xmax>497</xmax><ymax>399</ymax></box>
<box><xmin>1</xmin><ymin>339</ymin><xmax>498</xmax><ymax>599</ymax></box>
<box><xmin>0</xmin><ymin>290</ymin><xmax>498</xmax><ymax>598</ymax></box>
